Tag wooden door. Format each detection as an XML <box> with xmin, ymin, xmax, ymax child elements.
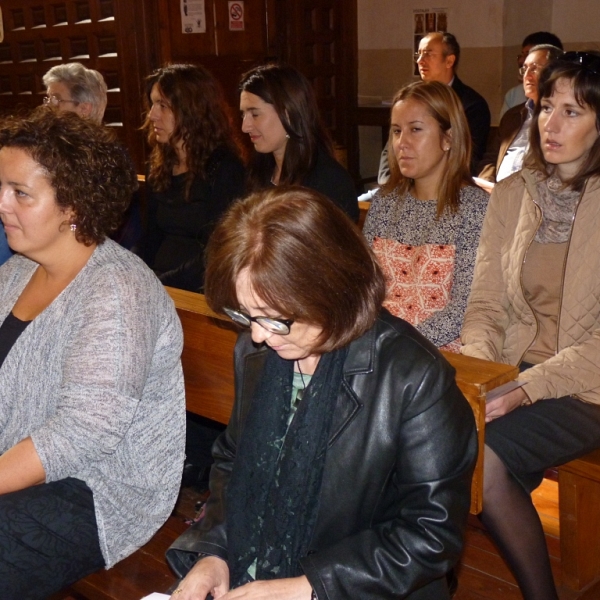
<box><xmin>155</xmin><ymin>0</ymin><xmax>277</xmax><ymax>112</ymax></box>
<box><xmin>276</xmin><ymin>0</ymin><xmax>358</xmax><ymax>170</ymax></box>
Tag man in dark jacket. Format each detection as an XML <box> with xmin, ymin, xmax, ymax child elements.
<box><xmin>415</xmin><ymin>32</ymin><xmax>491</xmax><ymax>173</ymax></box>
<box><xmin>378</xmin><ymin>32</ymin><xmax>490</xmax><ymax>182</ymax></box>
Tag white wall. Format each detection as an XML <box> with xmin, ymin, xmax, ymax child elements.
<box><xmin>356</xmin><ymin>0</ymin><xmax>600</xmax><ymax>180</ymax></box>
<box><xmin>552</xmin><ymin>0</ymin><xmax>600</xmax><ymax>46</ymax></box>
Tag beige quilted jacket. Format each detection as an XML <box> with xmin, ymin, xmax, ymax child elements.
<box><xmin>461</xmin><ymin>168</ymin><xmax>600</xmax><ymax>404</ymax></box>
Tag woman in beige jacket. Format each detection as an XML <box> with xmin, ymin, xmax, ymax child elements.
<box><xmin>461</xmin><ymin>52</ymin><xmax>600</xmax><ymax>600</ymax></box>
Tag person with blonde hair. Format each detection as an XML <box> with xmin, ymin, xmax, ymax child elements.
<box><xmin>363</xmin><ymin>80</ymin><xmax>488</xmax><ymax>349</ymax></box>
<box><xmin>42</xmin><ymin>62</ymin><xmax>108</xmax><ymax>124</ymax></box>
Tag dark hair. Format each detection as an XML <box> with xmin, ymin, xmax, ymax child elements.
<box><xmin>382</xmin><ymin>80</ymin><xmax>472</xmax><ymax>216</ymax></box>
<box><xmin>143</xmin><ymin>63</ymin><xmax>242</xmax><ymax>197</ymax></box>
<box><xmin>205</xmin><ymin>187</ymin><xmax>385</xmax><ymax>353</ymax></box>
<box><xmin>0</xmin><ymin>108</ymin><xmax>137</xmax><ymax>245</ymax></box>
<box><xmin>522</xmin><ymin>31</ymin><xmax>563</xmax><ymax>50</ymax></box>
<box><xmin>527</xmin><ymin>52</ymin><xmax>600</xmax><ymax>190</ymax></box>
<box><xmin>239</xmin><ymin>63</ymin><xmax>333</xmax><ymax>190</ymax></box>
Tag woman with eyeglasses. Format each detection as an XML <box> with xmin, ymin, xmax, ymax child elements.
<box><xmin>239</xmin><ymin>63</ymin><xmax>359</xmax><ymax>222</ymax></box>
<box><xmin>461</xmin><ymin>51</ymin><xmax>600</xmax><ymax>600</ymax></box>
<box><xmin>42</xmin><ymin>62</ymin><xmax>107</xmax><ymax>124</ymax></box>
<box><xmin>166</xmin><ymin>186</ymin><xmax>477</xmax><ymax>600</ymax></box>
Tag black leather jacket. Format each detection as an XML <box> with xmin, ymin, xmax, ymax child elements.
<box><xmin>167</xmin><ymin>310</ymin><xmax>477</xmax><ymax>599</ymax></box>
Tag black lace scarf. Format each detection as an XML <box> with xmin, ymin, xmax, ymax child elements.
<box><xmin>226</xmin><ymin>345</ymin><xmax>348</xmax><ymax>587</ymax></box>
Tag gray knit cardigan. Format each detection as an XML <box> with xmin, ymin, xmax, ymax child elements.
<box><xmin>0</xmin><ymin>240</ymin><xmax>186</xmax><ymax>568</ymax></box>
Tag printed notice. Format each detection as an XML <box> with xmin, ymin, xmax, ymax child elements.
<box><xmin>228</xmin><ymin>1</ymin><xmax>245</xmax><ymax>31</ymax></box>
<box><xmin>181</xmin><ymin>0</ymin><xmax>206</xmax><ymax>34</ymax></box>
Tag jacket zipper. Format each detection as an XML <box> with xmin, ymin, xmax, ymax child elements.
<box><xmin>516</xmin><ymin>179</ymin><xmax>586</xmax><ymax>373</ymax></box>
<box><xmin>554</xmin><ymin>183</ymin><xmax>586</xmax><ymax>356</ymax></box>
<box><xmin>516</xmin><ymin>196</ymin><xmax>542</xmax><ymax>367</ymax></box>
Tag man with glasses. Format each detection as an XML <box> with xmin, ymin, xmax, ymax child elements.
<box><xmin>377</xmin><ymin>32</ymin><xmax>490</xmax><ymax>183</ymax></box>
<box><xmin>479</xmin><ymin>44</ymin><xmax>563</xmax><ymax>185</ymax></box>
<box><xmin>42</xmin><ymin>62</ymin><xmax>107</xmax><ymax>125</ymax></box>
<box><xmin>500</xmin><ymin>32</ymin><xmax>563</xmax><ymax>119</ymax></box>
<box><xmin>417</xmin><ymin>32</ymin><xmax>491</xmax><ymax>172</ymax></box>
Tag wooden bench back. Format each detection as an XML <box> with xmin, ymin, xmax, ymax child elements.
<box><xmin>165</xmin><ymin>287</ymin><xmax>517</xmax><ymax>514</ymax></box>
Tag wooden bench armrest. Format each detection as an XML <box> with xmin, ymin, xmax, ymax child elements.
<box><xmin>442</xmin><ymin>351</ymin><xmax>518</xmax><ymax>513</ymax></box>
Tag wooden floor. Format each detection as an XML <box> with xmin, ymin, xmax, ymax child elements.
<box><xmin>455</xmin><ymin>479</ymin><xmax>600</xmax><ymax>600</ymax></box>
<box><xmin>54</xmin><ymin>479</ymin><xmax>600</xmax><ymax>600</ymax></box>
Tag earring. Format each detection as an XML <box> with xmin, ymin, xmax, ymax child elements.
<box><xmin>70</xmin><ymin>223</ymin><xmax>77</xmax><ymax>232</ymax></box>
<box><xmin>285</xmin><ymin>133</ymin><xmax>290</xmax><ymax>139</ymax></box>
<box><xmin>444</xmin><ymin>146</ymin><xmax>450</xmax><ymax>151</ymax></box>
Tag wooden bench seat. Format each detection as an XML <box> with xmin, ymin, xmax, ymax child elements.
<box><xmin>63</xmin><ymin>287</ymin><xmax>600</xmax><ymax>597</ymax></box>
<box><xmin>166</xmin><ymin>286</ymin><xmax>518</xmax><ymax>515</ymax></box>
<box><xmin>558</xmin><ymin>449</ymin><xmax>600</xmax><ymax>591</ymax></box>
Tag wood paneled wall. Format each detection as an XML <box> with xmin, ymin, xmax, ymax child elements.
<box><xmin>0</xmin><ymin>0</ymin><xmax>358</xmax><ymax>179</ymax></box>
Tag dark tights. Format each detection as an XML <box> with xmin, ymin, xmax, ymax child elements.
<box><xmin>481</xmin><ymin>445</ymin><xmax>558</xmax><ymax>600</ymax></box>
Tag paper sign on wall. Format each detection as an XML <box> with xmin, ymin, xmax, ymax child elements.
<box><xmin>228</xmin><ymin>1</ymin><xmax>245</xmax><ymax>31</ymax></box>
<box><xmin>413</xmin><ymin>8</ymin><xmax>448</xmax><ymax>75</ymax></box>
<box><xmin>181</xmin><ymin>0</ymin><xmax>206</xmax><ymax>34</ymax></box>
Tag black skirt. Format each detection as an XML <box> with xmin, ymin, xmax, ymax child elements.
<box><xmin>486</xmin><ymin>394</ymin><xmax>600</xmax><ymax>492</ymax></box>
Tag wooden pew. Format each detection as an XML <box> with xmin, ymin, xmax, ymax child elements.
<box><xmin>67</xmin><ymin>287</ymin><xmax>600</xmax><ymax>597</ymax></box>
<box><xmin>165</xmin><ymin>287</ymin><xmax>517</xmax><ymax>515</ymax></box>
<box><xmin>558</xmin><ymin>450</ymin><xmax>600</xmax><ymax>592</ymax></box>
<box><xmin>168</xmin><ymin>288</ymin><xmax>600</xmax><ymax>593</ymax></box>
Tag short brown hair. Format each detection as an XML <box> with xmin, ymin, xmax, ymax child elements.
<box><xmin>382</xmin><ymin>80</ymin><xmax>472</xmax><ymax>216</ymax></box>
<box><xmin>0</xmin><ymin>108</ymin><xmax>137</xmax><ymax>245</ymax></box>
<box><xmin>205</xmin><ymin>187</ymin><xmax>385</xmax><ymax>352</ymax></box>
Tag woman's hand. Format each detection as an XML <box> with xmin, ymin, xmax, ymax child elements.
<box><xmin>171</xmin><ymin>556</ymin><xmax>230</xmax><ymax>600</ymax></box>
<box><xmin>220</xmin><ymin>576</ymin><xmax>312</xmax><ymax>600</ymax></box>
<box><xmin>0</xmin><ymin>437</ymin><xmax>46</xmax><ymax>495</ymax></box>
<box><xmin>485</xmin><ymin>387</ymin><xmax>529</xmax><ymax>423</ymax></box>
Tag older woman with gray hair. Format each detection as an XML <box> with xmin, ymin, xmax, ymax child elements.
<box><xmin>42</xmin><ymin>62</ymin><xmax>108</xmax><ymax>124</ymax></box>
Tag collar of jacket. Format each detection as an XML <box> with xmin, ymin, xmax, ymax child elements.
<box><xmin>519</xmin><ymin>167</ymin><xmax>600</xmax><ymax>201</ymax></box>
<box><xmin>239</xmin><ymin>315</ymin><xmax>386</xmax><ymax>448</ymax></box>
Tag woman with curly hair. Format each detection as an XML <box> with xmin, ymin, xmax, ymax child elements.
<box><xmin>239</xmin><ymin>63</ymin><xmax>359</xmax><ymax>222</ymax></box>
<box><xmin>139</xmin><ymin>63</ymin><xmax>245</xmax><ymax>291</ymax></box>
<box><xmin>0</xmin><ymin>108</ymin><xmax>185</xmax><ymax>598</ymax></box>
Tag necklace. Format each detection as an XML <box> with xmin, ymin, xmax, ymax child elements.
<box><xmin>295</xmin><ymin>360</ymin><xmax>308</xmax><ymax>403</ymax></box>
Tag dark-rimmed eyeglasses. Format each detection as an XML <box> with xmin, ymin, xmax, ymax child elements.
<box><xmin>561</xmin><ymin>51</ymin><xmax>600</xmax><ymax>76</ymax></box>
<box><xmin>223</xmin><ymin>307</ymin><xmax>294</xmax><ymax>335</ymax></box>
<box><xmin>42</xmin><ymin>95</ymin><xmax>79</xmax><ymax>107</ymax></box>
